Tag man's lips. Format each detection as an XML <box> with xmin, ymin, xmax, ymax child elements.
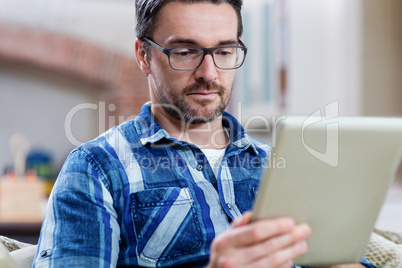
<box><xmin>187</xmin><ymin>91</ymin><xmax>219</xmax><ymax>96</ymax></box>
<box><xmin>186</xmin><ymin>91</ymin><xmax>219</xmax><ymax>102</ymax></box>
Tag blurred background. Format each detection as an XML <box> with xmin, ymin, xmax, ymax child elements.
<box><xmin>0</xmin><ymin>0</ymin><xmax>401</xmax><ymax>243</ymax></box>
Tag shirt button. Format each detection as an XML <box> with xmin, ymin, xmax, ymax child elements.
<box><xmin>196</xmin><ymin>165</ymin><xmax>203</xmax><ymax>171</ymax></box>
<box><xmin>40</xmin><ymin>250</ymin><xmax>47</xmax><ymax>257</ymax></box>
<box><xmin>226</xmin><ymin>203</ymin><xmax>232</xmax><ymax>210</ymax></box>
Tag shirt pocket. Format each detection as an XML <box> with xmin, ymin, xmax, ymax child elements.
<box><xmin>130</xmin><ymin>187</ymin><xmax>203</xmax><ymax>264</ymax></box>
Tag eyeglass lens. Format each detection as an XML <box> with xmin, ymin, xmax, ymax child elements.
<box><xmin>169</xmin><ymin>47</ymin><xmax>245</xmax><ymax>70</ymax></box>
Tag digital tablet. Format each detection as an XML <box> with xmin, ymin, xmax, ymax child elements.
<box><xmin>252</xmin><ymin>116</ymin><xmax>402</xmax><ymax>266</ymax></box>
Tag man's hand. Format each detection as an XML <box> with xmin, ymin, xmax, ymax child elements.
<box><xmin>207</xmin><ymin>212</ymin><xmax>312</xmax><ymax>268</ymax></box>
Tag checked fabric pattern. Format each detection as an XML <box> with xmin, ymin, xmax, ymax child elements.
<box><xmin>0</xmin><ymin>236</ymin><xmax>31</xmax><ymax>252</ymax></box>
<box><xmin>365</xmin><ymin>228</ymin><xmax>402</xmax><ymax>268</ymax></box>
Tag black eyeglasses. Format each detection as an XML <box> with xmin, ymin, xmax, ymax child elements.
<box><xmin>143</xmin><ymin>37</ymin><xmax>247</xmax><ymax>71</ymax></box>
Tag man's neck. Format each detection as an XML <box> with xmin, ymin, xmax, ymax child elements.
<box><xmin>151</xmin><ymin>106</ymin><xmax>229</xmax><ymax>149</ymax></box>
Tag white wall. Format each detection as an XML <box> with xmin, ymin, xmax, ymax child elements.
<box><xmin>0</xmin><ymin>0</ymin><xmax>135</xmax><ymax>175</ymax></box>
<box><xmin>286</xmin><ymin>0</ymin><xmax>363</xmax><ymax>116</ymax></box>
<box><xmin>285</xmin><ymin>0</ymin><xmax>402</xmax><ymax>117</ymax></box>
<box><xmin>236</xmin><ymin>0</ymin><xmax>366</xmax><ymax>122</ymax></box>
<box><xmin>0</xmin><ymin>62</ymin><xmax>104</xmax><ymax>174</ymax></box>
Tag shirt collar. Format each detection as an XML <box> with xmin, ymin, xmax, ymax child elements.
<box><xmin>134</xmin><ymin>102</ymin><xmax>259</xmax><ymax>155</ymax></box>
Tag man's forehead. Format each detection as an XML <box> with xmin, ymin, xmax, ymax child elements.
<box><xmin>152</xmin><ymin>2</ymin><xmax>238</xmax><ymax>45</ymax></box>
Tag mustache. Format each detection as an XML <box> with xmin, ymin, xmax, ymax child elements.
<box><xmin>182</xmin><ymin>81</ymin><xmax>225</xmax><ymax>95</ymax></box>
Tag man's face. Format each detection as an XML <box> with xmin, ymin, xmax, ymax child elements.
<box><xmin>145</xmin><ymin>2</ymin><xmax>239</xmax><ymax>124</ymax></box>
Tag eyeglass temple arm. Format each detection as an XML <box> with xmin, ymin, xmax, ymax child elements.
<box><xmin>143</xmin><ymin>38</ymin><xmax>170</xmax><ymax>55</ymax></box>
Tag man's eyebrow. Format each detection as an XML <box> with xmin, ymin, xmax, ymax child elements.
<box><xmin>167</xmin><ymin>38</ymin><xmax>239</xmax><ymax>47</ymax></box>
<box><xmin>167</xmin><ymin>38</ymin><xmax>197</xmax><ymax>46</ymax></box>
<box><xmin>217</xmin><ymin>40</ymin><xmax>238</xmax><ymax>46</ymax></box>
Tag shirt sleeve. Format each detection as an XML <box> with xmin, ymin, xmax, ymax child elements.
<box><xmin>360</xmin><ymin>256</ymin><xmax>378</xmax><ymax>268</ymax></box>
<box><xmin>33</xmin><ymin>149</ymin><xmax>120</xmax><ymax>267</ymax></box>
<box><xmin>295</xmin><ymin>256</ymin><xmax>378</xmax><ymax>268</ymax></box>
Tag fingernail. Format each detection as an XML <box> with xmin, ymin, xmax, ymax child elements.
<box><xmin>283</xmin><ymin>218</ymin><xmax>295</xmax><ymax>229</ymax></box>
<box><xmin>296</xmin><ymin>241</ymin><xmax>308</xmax><ymax>252</ymax></box>
<box><xmin>231</xmin><ymin>217</ymin><xmax>242</xmax><ymax>226</ymax></box>
<box><xmin>300</xmin><ymin>224</ymin><xmax>312</xmax><ymax>236</ymax></box>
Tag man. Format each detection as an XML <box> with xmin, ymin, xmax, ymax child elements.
<box><xmin>33</xmin><ymin>0</ymin><xmax>376</xmax><ymax>267</ymax></box>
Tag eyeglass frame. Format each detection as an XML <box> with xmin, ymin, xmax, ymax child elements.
<box><xmin>142</xmin><ymin>37</ymin><xmax>248</xmax><ymax>71</ymax></box>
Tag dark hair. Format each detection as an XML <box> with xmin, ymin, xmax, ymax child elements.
<box><xmin>135</xmin><ymin>0</ymin><xmax>243</xmax><ymax>41</ymax></box>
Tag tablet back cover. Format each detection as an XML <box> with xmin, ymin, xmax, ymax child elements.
<box><xmin>252</xmin><ymin>117</ymin><xmax>402</xmax><ymax>266</ymax></box>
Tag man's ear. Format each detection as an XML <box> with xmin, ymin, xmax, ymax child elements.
<box><xmin>135</xmin><ymin>38</ymin><xmax>151</xmax><ymax>75</ymax></box>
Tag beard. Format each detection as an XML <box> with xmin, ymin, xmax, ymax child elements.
<box><xmin>157</xmin><ymin>80</ymin><xmax>232</xmax><ymax>124</ymax></box>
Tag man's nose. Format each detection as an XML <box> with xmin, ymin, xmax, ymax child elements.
<box><xmin>194</xmin><ymin>54</ymin><xmax>218</xmax><ymax>83</ymax></box>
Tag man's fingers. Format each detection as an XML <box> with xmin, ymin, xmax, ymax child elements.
<box><xmin>249</xmin><ymin>240</ymin><xmax>308</xmax><ymax>268</ymax></box>
<box><xmin>209</xmin><ymin>216</ymin><xmax>312</xmax><ymax>268</ymax></box>
<box><xmin>231</xmin><ymin>211</ymin><xmax>253</xmax><ymax>228</ymax></box>
<box><xmin>215</xmin><ymin>217</ymin><xmax>295</xmax><ymax>249</ymax></box>
<box><xmin>216</xmin><ymin>223</ymin><xmax>311</xmax><ymax>267</ymax></box>
<box><xmin>241</xmin><ymin>223</ymin><xmax>311</xmax><ymax>263</ymax></box>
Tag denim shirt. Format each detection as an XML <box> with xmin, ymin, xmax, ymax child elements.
<box><xmin>34</xmin><ymin>103</ymin><xmax>377</xmax><ymax>268</ymax></box>
<box><xmin>34</xmin><ymin>103</ymin><xmax>270</xmax><ymax>267</ymax></box>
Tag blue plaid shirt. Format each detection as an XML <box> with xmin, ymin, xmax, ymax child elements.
<box><xmin>34</xmin><ymin>103</ymin><xmax>377</xmax><ymax>268</ymax></box>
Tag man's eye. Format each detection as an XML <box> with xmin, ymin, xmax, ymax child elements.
<box><xmin>215</xmin><ymin>48</ymin><xmax>234</xmax><ymax>57</ymax></box>
<box><xmin>173</xmin><ymin>49</ymin><xmax>200</xmax><ymax>58</ymax></box>
<box><xmin>176</xmin><ymin>51</ymin><xmax>190</xmax><ymax>57</ymax></box>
